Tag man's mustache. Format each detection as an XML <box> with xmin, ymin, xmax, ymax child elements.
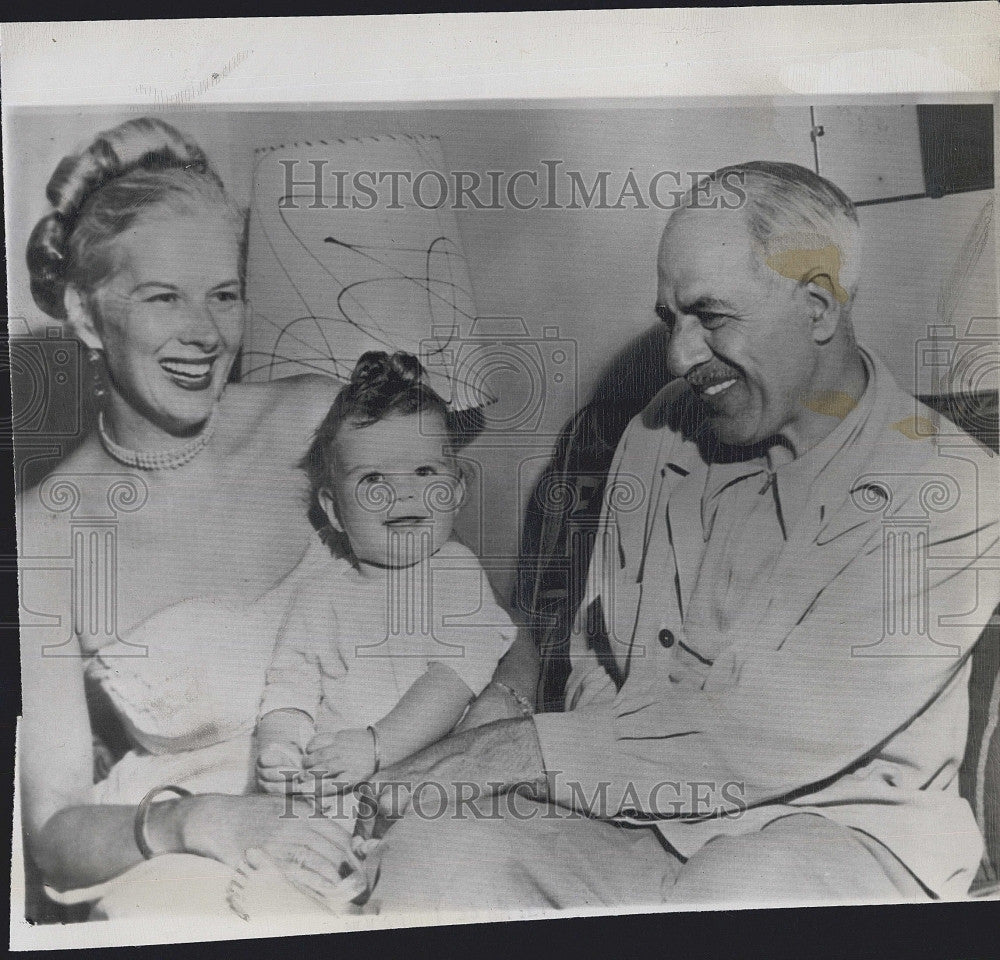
<box><xmin>685</xmin><ymin>360</ymin><xmax>740</xmax><ymax>390</ymax></box>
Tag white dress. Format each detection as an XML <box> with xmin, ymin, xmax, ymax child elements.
<box><xmin>45</xmin><ymin>540</ymin><xmax>337</xmax><ymax>920</ymax></box>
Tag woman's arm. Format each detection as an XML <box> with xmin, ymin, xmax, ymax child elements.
<box><xmin>20</xmin><ymin>634</ymin><xmax>172</xmax><ymax>890</ymax></box>
<box><xmin>17</xmin><ymin>539</ymin><xmax>194</xmax><ymax>889</ymax></box>
<box><xmin>31</xmin><ymin>800</ymin><xmax>181</xmax><ymax>892</ymax></box>
<box><xmin>17</xmin><ymin>493</ymin><xmax>122</xmax><ymax>888</ymax></box>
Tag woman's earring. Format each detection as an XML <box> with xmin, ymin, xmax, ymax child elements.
<box><xmin>88</xmin><ymin>348</ymin><xmax>106</xmax><ymax>401</ymax></box>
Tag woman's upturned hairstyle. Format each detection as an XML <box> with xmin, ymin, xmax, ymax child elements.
<box><xmin>300</xmin><ymin>351</ymin><xmax>456</xmax><ymax>539</ymax></box>
<box><xmin>27</xmin><ymin>116</ymin><xmax>247</xmax><ymax>321</ymax></box>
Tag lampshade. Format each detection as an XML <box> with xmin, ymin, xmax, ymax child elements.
<box><xmin>241</xmin><ymin>133</ymin><xmax>491</xmax><ymax>411</ymax></box>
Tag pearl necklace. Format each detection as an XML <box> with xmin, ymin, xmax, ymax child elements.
<box><xmin>98</xmin><ymin>405</ymin><xmax>220</xmax><ymax>470</ymax></box>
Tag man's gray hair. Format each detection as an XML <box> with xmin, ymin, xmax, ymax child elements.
<box><xmin>688</xmin><ymin>160</ymin><xmax>863</xmax><ymax>304</ymax></box>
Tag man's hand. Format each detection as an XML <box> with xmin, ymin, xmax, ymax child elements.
<box><xmin>353</xmin><ymin>717</ymin><xmax>549</xmax><ymax>841</ymax></box>
<box><xmin>303</xmin><ymin>727</ymin><xmax>376</xmax><ymax>788</ymax></box>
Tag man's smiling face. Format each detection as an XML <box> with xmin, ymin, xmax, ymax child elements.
<box><xmin>656</xmin><ymin>209</ymin><xmax>821</xmax><ymax>449</ymax></box>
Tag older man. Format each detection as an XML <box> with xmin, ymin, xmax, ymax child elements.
<box><xmin>332</xmin><ymin>161</ymin><xmax>997</xmax><ymax>913</ymax></box>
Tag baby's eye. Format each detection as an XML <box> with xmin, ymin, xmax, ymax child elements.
<box><xmin>415</xmin><ymin>465</ymin><xmax>439</xmax><ymax>477</ymax></box>
<box><xmin>359</xmin><ymin>472</ymin><xmax>386</xmax><ymax>485</ymax></box>
<box><xmin>213</xmin><ymin>289</ymin><xmax>241</xmax><ymax>303</ymax></box>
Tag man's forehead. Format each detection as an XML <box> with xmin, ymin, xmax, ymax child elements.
<box><xmin>657</xmin><ymin>209</ymin><xmax>758</xmax><ymax>282</ymax></box>
<box><xmin>661</xmin><ymin>207</ymin><xmax>752</xmax><ymax>251</ymax></box>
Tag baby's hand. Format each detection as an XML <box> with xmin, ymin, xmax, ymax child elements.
<box><xmin>257</xmin><ymin>740</ymin><xmax>306</xmax><ymax>795</ymax></box>
<box><xmin>304</xmin><ymin>727</ymin><xmax>376</xmax><ymax>789</ymax></box>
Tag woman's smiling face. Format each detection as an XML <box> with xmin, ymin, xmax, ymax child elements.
<box><xmin>83</xmin><ymin>211</ymin><xmax>245</xmax><ymax>437</ymax></box>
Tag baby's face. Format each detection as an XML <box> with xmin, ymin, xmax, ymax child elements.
<box><xmin>321</xmin><ymin>412</ymin><xmax>464</xmax><ymax>569</ymax></box>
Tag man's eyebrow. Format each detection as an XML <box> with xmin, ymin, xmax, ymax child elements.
<box><xmin>679</xmin><ymin>295</ymin><xmax>737</xmax><ymax>313</ymax></box>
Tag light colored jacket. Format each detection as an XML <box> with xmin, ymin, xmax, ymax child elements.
<box><xmin>533</xmin><ymin>348</ymin><xmax>999</xmax><ymax>898</ymax></box>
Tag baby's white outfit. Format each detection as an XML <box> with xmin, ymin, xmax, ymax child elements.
<box><xmin>261</xmin><ymin>537</ymin><xmax>516</xmax><ymax>742</ymax></box>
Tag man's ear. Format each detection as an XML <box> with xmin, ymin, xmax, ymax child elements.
<box><xmin>318</xmin><ymin>487</ymin><xmax>344</xmax><ymax>534</ymax></box>
<box><xmin>63</xmin><ymin>286</ymin><xmax>103</xmax><ymax>351</ymax></box>
<box><xmin>801</xmin><ymin>268</ymin><xmax>842</xmax><ymax>344</ymax></box>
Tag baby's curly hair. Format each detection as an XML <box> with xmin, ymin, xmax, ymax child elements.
<box><xmin>301</xmin><ymin>351</ymin><xmax>456</xmax><ymax>539</ymax></box>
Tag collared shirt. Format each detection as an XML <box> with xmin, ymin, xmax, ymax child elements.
<box><xmin>534</xmin><ymin>347</ymin><xmax>999</xmax><ymax>899</ymax></box>
<box><xmin>685</xmin><ymin>357</ymin><xmax>876</xmax><ymax>665</ymax></box>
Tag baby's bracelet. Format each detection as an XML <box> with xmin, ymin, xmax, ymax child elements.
<box><xmin>134</xmin><ymin>784</ymin><xmax>192</xmax><ymax>860</ymax></box>
<box><xmin>367</xmin><ymin>725</ymin><xmax>381</xmax><ymax>774</ymax></box>
<box><xmin>492</xmin><ymin>681</ymin><xmax>535</xmax><ymax>717</ymax></box>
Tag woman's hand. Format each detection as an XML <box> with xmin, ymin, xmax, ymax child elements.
<box><xmin>227</xmin><ymin>836</ymin><xmax>378</xmax><ymax>919</ymax></box>
<box><xmin>303</xmin><ymin>728</ymin><xmax>375</xmax><ymax>788</ymax></box>
<box><xmin>178</xmin><ymin>793</ymin><xmax>364</xmax><ymax>874</ymax></box>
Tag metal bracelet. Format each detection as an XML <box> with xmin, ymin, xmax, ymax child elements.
<box><xmin>367</xmin><ymin>724</ymin><xmax>381</xmax><ymax>774</ymax></box>
<box><xmin>134</xmin><ymin>784</ymin><xmax>193</xmax><ymax>860</ymax></box>
<box><xmin>492</xmin><ymin>680</ymin><xmax>535</xmax><ymax>717</ymax></box>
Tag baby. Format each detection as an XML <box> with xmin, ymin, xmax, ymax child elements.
<box><xmin>254</xmin><ymin>351</ymin><xmax>515</xmax><ymax>807</ymax></box>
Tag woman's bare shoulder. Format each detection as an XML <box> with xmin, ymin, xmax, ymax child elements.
<box><xmin>16</xmin><ymin>437</ymin><xmax>108</xmax><ymax>531</ymax></box>
<box><xmin>274</xmin><ymin>373</ymin><xmax>343</xmax><ymax>411</ymax></box>
<box><xmin>222</xmin><ymin>375</ymin><xmax>341</xmax><ymax>454</ymax></box>
<box><xmin>226</xmin><ymin>375</ymin><xmax>341</xmax><ymax>418</ymax></box>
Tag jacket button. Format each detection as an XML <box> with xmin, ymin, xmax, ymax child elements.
<box><xmin>658</xmin><ymin>628</ymin><xmax>676</xmax><ymax>649</ymax></box>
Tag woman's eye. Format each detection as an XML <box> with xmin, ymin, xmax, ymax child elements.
<box><xmin>145</xmin><ymin>292</ymin><xmax>178</xmax><ymax>304</ymax></box>
<box><xmin>214</xmin><ymin>290</ymin><xmax>241</xmax><ymax>303</ymax></box>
